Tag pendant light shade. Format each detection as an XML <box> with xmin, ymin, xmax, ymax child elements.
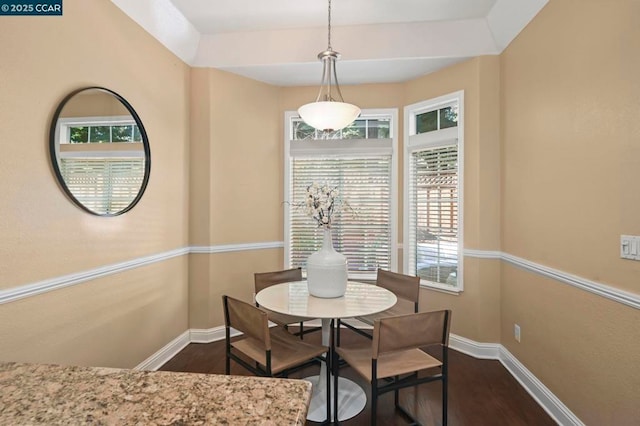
<box><xmin>298</xmin><ymin>0</ymin><xmax>360</xmax><ymax>132</ymax></box>
<box><xmin>298</xmin><ymin>101</ymin><xmax>360</xmax><ymax>132</ymax></box>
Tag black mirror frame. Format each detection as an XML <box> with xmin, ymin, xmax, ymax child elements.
<box><xmin>49</xmin><ymin>86</ymin><xmax>151</xmax><ymax>216</ymax></box>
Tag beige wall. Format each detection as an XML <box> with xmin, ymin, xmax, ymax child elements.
<box><xmin>0</xmin><ymin>0</ymin><xmax>190</xmax><ymax>368</ymax></box>
<box><xmin>188</xmin><ymin>69</ymin><xmax>283</xmax><ymax>327</ymax></box>
<box><xmin>501</xmin><ymin>0</ymin><xmax>640</xmax><ymax>423</ymax></box>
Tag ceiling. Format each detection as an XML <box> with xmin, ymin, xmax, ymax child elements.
<box><xmin>110</xmin><ymin>0</ymin><xmax>548</xmax><ymax>86</ymax></box>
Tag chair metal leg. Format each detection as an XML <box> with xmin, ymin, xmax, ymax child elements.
<box><xmin>394</xmin><ymin>375</ymin><xmax>399</xmax><ymax>407</ymax></box>
<box><xmin>334</xmin><ymin>361</ymin><xmax>341</xmax><ymax>423</ymax></box>
<box><xmin>371</xmin><ymin>382</ymin><xmax>378</xmax><ymax>426</ymax></box>
<box><xmin>443</xmin><ymin>376</ymin><xmax>448</xmax><ymax>426</ymax></box>
<box><xmin>443</xmin><ymin>346</ymin><xmax>448</xmax><ymax>426</ymax></box>
<box><xmin>222</xmin><ymin>307</ymin><xmax>232</xmax><ymax>375</ymax></box>
<box><xmin>371</xmin><ymin>358</ymin><xmax>378</xmax><ymax>426</ymax></box>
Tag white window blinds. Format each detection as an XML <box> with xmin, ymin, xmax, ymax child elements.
<box><xmin>60</xmin><ymin>157</ymin><xmax>145</xmax><ymax>214</ymax></box>
<box><xmin>408</xmin><ymin>144</ymin><xmax>459</xmax><ymax>286</ymax></box>
<box><xmin>289</xmin><ymin>155</ymin><xmax>392</xmax><ymax>276</ymax></box>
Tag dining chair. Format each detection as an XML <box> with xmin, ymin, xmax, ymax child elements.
<box><xmin>337</xmin><ymin>269</ymin><xmax>420</xmax><ymax>344</ymax></box>
<box><xmin>333</xmin><ymin>309</ymin><xmax>452</xmax><ymax>426</ymax></box>
<box><xmin>222</xmin><ymin>294</ymin><xmax>331</xmax><ymax>382</ymax></box>
<box><xmin>254</xmin><ymin>267</ymin><xmax>321</xmax><ymax>339</ymax></box>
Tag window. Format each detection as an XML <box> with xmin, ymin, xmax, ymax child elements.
<box><xmin>416</xmin><ymin>106</ymin><xmax>459</xmax><ymax>134</ymax></box>
<box><xmin>285</xmin><ymin>110</ymin><xmax>398</xmax><ymax>280</ymax></box>
<box><xmin>293</xmin><ymin>118</ymin><xmax>391</xmax><ymax>140</ymax></box>
<box><xmin>404</xmin><ymin>92</ymin><xmax>464</xmax><ymax>291</ymax></box>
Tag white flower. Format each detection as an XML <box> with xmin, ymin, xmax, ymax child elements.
<box><xmin>296</xmin><ymin>181</ymin><xmax>353</xmax><ymax>229</ymax></box>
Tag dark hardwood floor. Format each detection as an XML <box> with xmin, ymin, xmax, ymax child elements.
<box><xmin>161</xmin><ymin>328</ymin><xmax>556</xmax><ymax>425</ymax></box>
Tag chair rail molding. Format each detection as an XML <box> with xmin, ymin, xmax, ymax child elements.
<box><xmin>0</xmin><ymin>242</ymin><xmax>282</xmax><ymax>305</ymax></box>
<box><xmin>190</xmin><ymin>241</ymin><xmax>283</xmax><ymax>254</ymax></box>
<box><xmin>0</xmin><ymin>247</ymin><xmax>189</xmax><ymax>305</ymax></box>
<box><xmin>499</xmin><ymin>251</ymin><xmax>640</xmax><ymax>310</ymax></box>
<box><xmin>464</xmin><ymin>249</ymin><xmax>640</xmax><ymax>310</ymax></box>
<box><xmin>2</xmin><ymin>244</ymin><xmax>638</xmax><ymax>313</ymax></box>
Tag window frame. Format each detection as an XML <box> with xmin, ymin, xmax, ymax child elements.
<box><xmin>284</xmin><ymin>109</ymin><xmax>399</xmax><ymax>280</ymax></box>
<box><xmin>403</xmin><ymin>91</ymin><xmax>464</xmax><ymax>293</ymax></box>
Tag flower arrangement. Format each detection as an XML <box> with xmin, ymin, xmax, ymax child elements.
<box><xmin>302</xmin><ymin>182</ymin><xmax>352</xmax><ymax>229</ymax></box>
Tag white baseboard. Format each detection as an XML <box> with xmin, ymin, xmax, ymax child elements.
<box><xmin>498</xmin><ymin>347</ymin><xmax>584</xmax><ymax>426</ymax></box>
<box><xmin>449</xmin><ymin>333</ymin><xmax>583</xmax><ymax>426</ymax></box>
<box><xmin>189</xmin><ymin>326</ymin><xmax>228</xmax><ymax>343</ymax></box>
<box><xmin>134</xmin><ymin>330</ymin><xmax>190</xmax><ymax>371</ymax></box>
<box><xmin>138</xmin><ymin>329</ymin><xmax>581</xmax><ymax>425</ymax></box>
<box><xmin>449</xmin><ymin>333</ymin><xmax>501</xmax><ymax>359</ymax></box>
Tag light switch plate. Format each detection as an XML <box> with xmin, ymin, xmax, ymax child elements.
<box><xmin>620</xmin><ymin>235</ymin><xmax>640</xmax><ymax>260</ymax></box>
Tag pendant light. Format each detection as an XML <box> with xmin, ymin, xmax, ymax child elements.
<box><xmin>298</xmin><ymin>0</ymin><xmax>360</xmax><ymax>132</ymax></box>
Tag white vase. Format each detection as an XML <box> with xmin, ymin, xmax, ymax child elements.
<box><xmin>306</xmin><ymin>228</ymin><xmax>348</xmax><ymax>298</ymax></box>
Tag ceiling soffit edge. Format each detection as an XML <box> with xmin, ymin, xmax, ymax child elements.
<box><xmin>110</xmin><ymin>0</ymin><xmax>549</xmax><ymax>85</ymax></box>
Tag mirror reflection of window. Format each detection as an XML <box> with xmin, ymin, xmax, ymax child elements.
<box><xmin>59</xmin><ymin>157</ymin><xmax>145</xmax><ymax>214</ymax></box>
<box><xmin>65</xmin><ymin>122</ymin><xmax>142</xmax><ymax>143</ymax></box>
<box><xmin>50</xmin><ymin>88</ymin><xmax>150</xmax><ymax>216</ymax></box>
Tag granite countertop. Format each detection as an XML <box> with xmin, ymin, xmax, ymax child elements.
<box><xmin>0</xmin><ymin>362</ymin><xmax>312</xmax><ymax>425</ymax></box>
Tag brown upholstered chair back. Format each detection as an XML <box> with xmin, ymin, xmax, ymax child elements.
<box><xmin>372</xmin><ymin>309</ymin><xmax>451</xmax><ymax>359</ymax></box>
<box><xmin>376</xmin><ymin>269</ymin><xmax>420</xmax><ymax>304</ymax></box>
<box><xmin>254</xmin><ymin>267</ymin><xmax>303</xmax><ymax>294</ymax></box>
<box><xmin>222</xmin><ymin>295</ymin><xmax>271</xmax><ymax>350</ymax></box>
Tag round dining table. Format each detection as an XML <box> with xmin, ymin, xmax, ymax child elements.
<box><xmin>256</xmin><ymin>280</ymin><xmax>397</xmax><ymax>422</ymax></box>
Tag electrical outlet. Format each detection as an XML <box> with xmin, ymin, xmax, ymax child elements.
<box><xmin>514</xmin><ymin>324</ymin><xmax>521</xmax><ymax>342</ymax></box>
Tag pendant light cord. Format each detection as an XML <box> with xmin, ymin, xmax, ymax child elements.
<box><xmin>327</xmin><ymin>0</ymin><xmax>332</xmax><ymax>50</ymax></box>
<box><xmin>297</xmin><ymin>0</ymin><xmax>361</xmax><ymax>132</ymax></box>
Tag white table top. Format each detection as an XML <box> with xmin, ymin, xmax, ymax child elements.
<box><xmin>255</xmin><ymin>280</ymin><xmax>397</xmax><ymax>320</ymax></box>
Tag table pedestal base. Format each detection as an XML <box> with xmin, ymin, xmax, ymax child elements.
<box><xmin>305</xmin><ymin>374</ymin><xmax>366</xmax><ymax>423</ymax></box>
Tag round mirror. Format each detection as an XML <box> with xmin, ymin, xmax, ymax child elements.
<box><xmin>49</xmin><ymin>87</ymin><xmax>151</xmax><ymax>216</ymax></box>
